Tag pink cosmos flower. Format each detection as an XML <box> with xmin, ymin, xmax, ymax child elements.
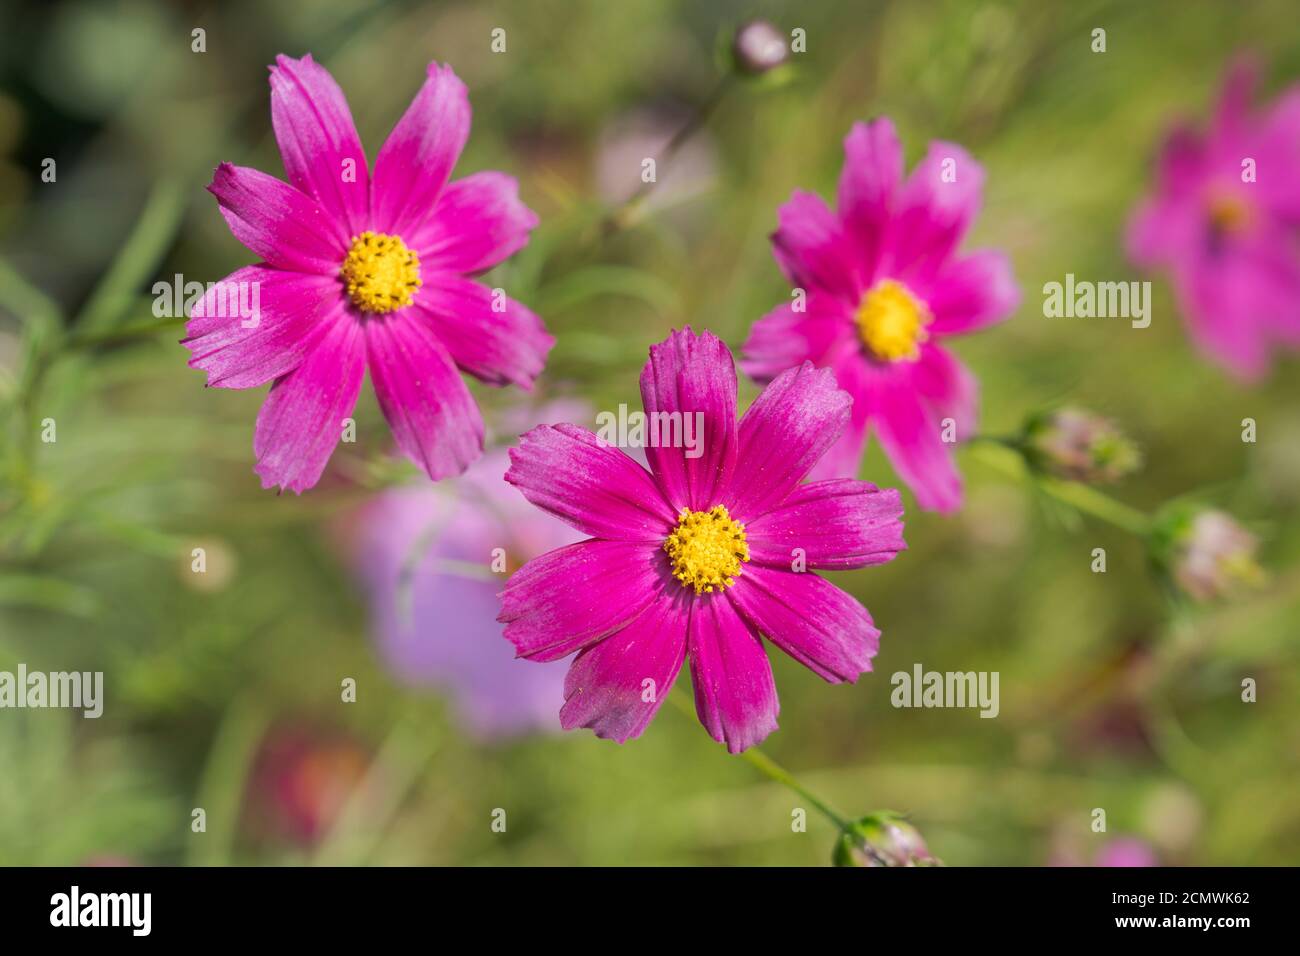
<box><xmin>185</xmin><ymin>54</ymin><xmax>552</xmax><ymax>492</ymax></box>
<box><xmin>741</xmin><ymin>118</ymin><xmax>1019</xmax><ymax>513</ymax></box>
<box><xmin>1128</xmin><ymin>59</ymin><xmax>1300</xmax><ymax>380</ymax></box>
<box><xmin>499</xmin><ymin>328</ymin><xmax>906</xmax><ymax>753</ymax></box>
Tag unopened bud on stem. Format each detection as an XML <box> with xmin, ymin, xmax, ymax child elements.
<box><xmin>833</xmin><ymin>813</ymin><xmax>941</xmax><ymax>867</ymax></box>
<box><xmin>732</xmin><ymin>21</ymin><xmax>789</xmax><ymax>76</ymax></box>
<box><xmin>1021</xmin><ymin>407</ymin><xmax>1140</xmax><ymax>483</ymax></box>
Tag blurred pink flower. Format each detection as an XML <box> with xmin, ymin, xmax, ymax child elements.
<box><xmin>1095</xmin><ymin>837</ymin><xmax>1158</xmax><ymax>868</ymax></box>
<box><xmin>1128</xmin><ymin>59</ymin><xmax>1300</xmax><ymax>380</ymax></box>
<box><xmin>742</xmin><ymin>118</ymin><xmax>1019</xmax><ymax>513</ymax></box>
<box><xmin>247</xmin><ymin>726</ymin><xmax>369</xmax><ymax>846</ymax></box>
<box><xmin>349</xmin><ymin>414</ymin><xmax>584</xmax><ymax>738</ymax></box>
<box><xmin>185</xmin><ymin>54</ymin><xmax>552</xmax><ymax>492</ymax></box>
<box><xmin>1048</xmin><ymin>832</ymin><xmax>1159</xmax><ymax>867</ymax></box>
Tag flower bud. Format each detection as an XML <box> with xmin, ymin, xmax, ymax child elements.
<box><xmin>1163</xmin><ymin>508</ymin><xmax>1264</xmax><ymax>601</ymax></box>
<box><xmin>732</xmin><ymin>21</ymin><xmax>789</xmax><ymax>76</ymax></box>
<box><xmin>1022</xmin><ymin>408</ymin><xmax>1140</xmax><ymax>483</ymax></box>
<box><xmin>833</xmin><ymin>813</ymin><xmax>941</xmax><ymax>867</ymax></box>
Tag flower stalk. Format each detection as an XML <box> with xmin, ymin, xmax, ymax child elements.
<box><xmin>967</xmin><ymin>437</ymin><xmax>1151</xmax><ymax>536</ymax></box>
<box><xmin>666</xmin><ymin>690</ymin><xmax>850</xmax><ymax>832</ymax></box>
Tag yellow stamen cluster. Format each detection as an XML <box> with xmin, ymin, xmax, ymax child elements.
<box><xmin>340</xmin><ymin>231</ymin><xmax>422</xmax><ymax>314</ymax></box>
<box><xmin>856</xmin><ymin>279</ymin><xmax>932</xmax><ymax>362</ymax></box>
<box><xmin>663</xmin><ymin>505</ymin><xmax>749</xmax><ymax>594</ymax></box>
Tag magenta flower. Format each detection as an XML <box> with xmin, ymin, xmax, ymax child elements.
<box><xmin>1128</xmin><ymin>59</ymin><xmax>1300</xmax><ymax>380</ymax></box>
<box><xmin>185</xmin><ymin>54</ymin><xmax>552</xmax><ymax>492</ymax></box>
<box><xmin>499</xmin><ymin>328</ymin><xmax>905</xmax><ymax>753</ymax></box>
<box><xmin>741</xmin><ymin>118</ymin><xmax>1019</xmax><ymax>513</ymax></box>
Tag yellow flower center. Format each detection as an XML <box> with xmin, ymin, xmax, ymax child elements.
<box><xmin>856</xmin><ymin>279</ymin><xmax>931</xmax><ymax>362</ymax></box>
<box><xmin>663</xmin><ymin>505</ymin><xmax>749</xmax><ymax>594</ymax></box>
<box><xmin>1207</xmin><ymin>192</ymin><xmax>1251</xmax><ymax>236</ymax></box>
<box><xmin>340</xmin><ymin>231</ymin><xmax>422</xmax><ymax>314</ymax></box>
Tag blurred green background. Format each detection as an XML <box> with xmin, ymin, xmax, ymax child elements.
<box><xmin>2</xmin><ymin>0</ymin><xmax>1298</xmax><ymax>866</ymax></box>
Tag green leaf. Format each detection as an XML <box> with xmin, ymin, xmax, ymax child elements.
<box><xmin>0</xmin><ymin>573</ymin><xmax>100</xmax><ymax>618</ymax></box>
<box><xmin>77</xmin><ymin>178</ymin><xmax>186</xmax><ymax>331</ymax></box>
<box><xmin>534</xmin><ymin>265</ymin><xmax>680</xmax><ymax>317</ymax></box>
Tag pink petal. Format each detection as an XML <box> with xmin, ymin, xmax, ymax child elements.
<box><xmin>371</xmin><ymin>62</ymin><xmax>470</xmax><ymax>239</ymax></box>
<box><xmin>1256</xmin><ymin>88</ymin><xmax>1300</xmax><ymax>220</ymax></box>
<box><xmin>739</xmin><ymin>292</ymin><xmax>854</xmax><ymax>383</ymax></box>
<box><xmin>253</xmin><ymin>313</ymin><xmax>364</xmax><ymax>493</ymax></box>
<box><xmin>1212</xmin><ymin>57</ymin><xmax>1258</xmax><ymax>144</ymax></box>
<box><xmin>410</xmin><ymin>172</ymin><xmax>538</xmax><ymax>274</ymax></box>
<box><xmin>889</xmin><ymin>142</ymin><xmax>984</xmax><ymax>278</ymax></box>
<box><xmin>183</xmin><ymin>265</ymin><xmax>341</xmax><ymax>389</ymax></box>
<box><xmin>364</xmin><ymin>310</ymin><xmax>484</xmax><ymax>481</ymax></box>
<box><xmin>505</xmin><ymin>423</ymin><xmax>677</xmax><ymax>541</ymax></box>
<box><xmin>808</xmin><ymin>417</ymin><xmax>869</xmax><ymax>481</ymax></box>
<box><xmin>1154</xmin><ymin>125</ymin><xmax>1209</xmax><ymax>197</ymax></box>
<box><xmin>207</xmin><ymin>163</ymin><xmax>347</xmax><ymax>273</ymax></box>
<box><xmin>414</xmin><ymin>275</ymin><xmax>553</xmax><ymax>389</ymax></box>
<box><xmin>1126</xmin><ymin>127</ymin><xmax>1206</xmax><ymax>268</ymax></box>
<box><xmin>269</xmin><ymin>54</ymin><xmax>370</xmax><ymax>237</ymax></box>
<box><xmin>837</xmin><ymin>118</ymin><xmax>903</xmax><ymax>281</ymax></box>
<box><xmin>910</xmin><ymin>343</ymin><xmax>978</xmax><ymax>442</ymax></box>
<box><xmin>638</xmin><ymin>328</ymin><xmax>738</xmax><ymax>512</ymax></box>
<box><xmin>807</xmin><ymin>355</ymin><xmax>872</xmax><ymax>481</ymax></box>
<box><xmin>727</xmin><ymin>362</ymin><xmax>851</xmax><ymax>521</ymax></box>
<box><xmin>499</xmin><ymin>540</ymin><xmax>668</xmax><ymax>662</ymax></box>
<box><xmin>1125</xmin><ymin>196</ymin><xmax>1199</xmax><ymax>268</ymax></box>
<box><xmin>771</xmin><ymin>190</ymin><xmax>862</xmax><ymax>301</ymax></box>
<box><xmin>1171</xmin><ymin>229</ymin><xmax>1300</xmax><ymax>381</ymax></box>
<box><xmin>559</xmin><ymin>592</ymin><xmax>689</xmax><ymax>744</ymax></box>
<box><xmin>729</xmin><ymin>565</ymin><xmax>880</xmax><ymax>683</ymax></box>
<box><xmin>688</xmin><ymin>594</ymin><xmax>778</xmax><ymax>753</ymax></box>
<box><xmin>921</xmin><ymin>249</ymin><xmax>1020</xmax><ymax>336</ymax></box>
<box><xmin>870</xmin><ymin>372</ymin><xmax>963</xmax><ymax>513</ymax></box>
<box><xmin>745</xmin><ymin>478</ymin><xmax>905</xmax><ymax>570</ymax></box>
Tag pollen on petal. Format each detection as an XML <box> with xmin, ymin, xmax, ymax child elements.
<box><xmin>663</xmin><ymin>505</ymin><xmax>750</xmax><ymax>594</ymax></box>
<box><xmin>340</xmin><ymin>231</ymin><xmax>422</xmax><ymax>314</ymax></box>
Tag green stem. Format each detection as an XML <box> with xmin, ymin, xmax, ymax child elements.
<box><xmin>736</xmin><ymin>747</ymin><xmax>852</xmax><ymax>832</ymax></box>
<box><xmin>1036</xmin><ymin>474</ymin><xmax>1152</xmax><ymax>535</ymax></box>
<box><xmin>187</xmin><ymin>696</ymin><xmax>271</xmax><ymax>865</ymax></box>
<box><xmin>63</xmin><ymin>314</ymin><xmax>187</xmax><ymax>352</ymax></box>
<box><xmin>311</xmin><ymin>719</ymin><xmax>441</xmax><ymax>866</ymax></box>
<box><xmin>668</xmin><ymin>691</ymin><xmax>849</xmax><ymax>831</ymax></box>
<box><xmin>0</xmin><ymin>257</ymin><xmax>62</xmax><ymax>335</ymax></box>
<box><xmin>602</xmin><ymin>75</ymin><xmax>733</xmax><ymax>235</ymax></box>
<box><xmin>77</xmin><ymin>178</ymin><xmax>186</xmax><ymax>332</ymax></box>
<box><xmin>0</xmin><ymin>258</ymin><xmax>63</xmax><ymax>488</ymax></box>
<box><xmin>966</xmin><ymin>439</ymin><xmax>1151</xmax><ymax>536</ymax></box>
